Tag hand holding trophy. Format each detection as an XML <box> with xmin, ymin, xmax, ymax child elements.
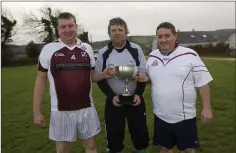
<box><xmin>136</xmin><ymin>74</ymin><xmax>149</xmax><ymax>82</ymax></box>
<box><xmin>136</xmin><ymin>66</ymin><xmax>149</xmax><ymax>82</ymax></box>
<box><xmin>103</xmin><ymin>66</ymin><xmax>116</xmax><ymax>78</ymax></box>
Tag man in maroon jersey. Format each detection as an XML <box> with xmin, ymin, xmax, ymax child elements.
<box><xmin>33</xmin><ymin>12</ymin><xmax>115</xmax><ymax>153</ymax></box>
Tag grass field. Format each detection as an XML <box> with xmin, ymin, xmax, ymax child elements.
<box><xmin>1</xmin><ymin>59</ymin><xmax>235</xmax><ymax>153</ymax></box>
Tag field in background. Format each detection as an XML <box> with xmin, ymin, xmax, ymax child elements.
<box><xmin>1</xmin><ymin>59</ymin><xmax>235</xmax><ymax>153</ymax></box>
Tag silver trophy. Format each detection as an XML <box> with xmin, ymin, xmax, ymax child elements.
<box><xmin>114</xmin><ymin>66</ymin><xmax>138</xmax><ymax>105</ymax></box>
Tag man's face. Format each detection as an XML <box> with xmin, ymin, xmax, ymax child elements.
<box><xmin>57</xmin><ymin>18</ymin><xmax>78</xmax><ymax>43</ymax></box>
<box><xmin>109</xmin><ymin>24</ymin><xmax>127</xmax><ymax>44</ymax></box>
<box><xmin>156</xmin><ymin>28</ymin><xmax>177</xmax><ymax>52</ymax></box>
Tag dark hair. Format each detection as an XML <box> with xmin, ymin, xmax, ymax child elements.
<box><xmin>108</xmin><ymin>17</ymin><xmax>129</xmax><ymax>35</ymax></box>
<box><xmin>156</xmin><ymin>22</ymin><xmax>176</xmax><ymax>35</ymax></box>
<box><xmin>57</xmin><ymin>12</ymin><xmax>77</xmax><ymax>24</ymax></box>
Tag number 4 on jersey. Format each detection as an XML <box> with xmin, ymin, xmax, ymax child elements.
<box><xmin>71</xmin><ymin>55</ymin><xmax>76</xmax><ymax>60</ymax></box>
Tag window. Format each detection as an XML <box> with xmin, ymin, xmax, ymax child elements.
<box><xmin>202</xmin><ymin>35</ymin><xmax>207</xmax><ymax>38</ymax></box>
<box><xmin>191</xmin><ymin>35</ymin><xmax>195</xmax><ymax>38</ymax></box>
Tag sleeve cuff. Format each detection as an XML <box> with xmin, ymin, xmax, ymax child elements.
<box><xmin>38</xmin><ymin>62</ymin><xmax>48</xmax><ymax>72</ymax></box>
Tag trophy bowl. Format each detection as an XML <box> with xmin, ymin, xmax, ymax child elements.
<box><xmin>114</xmin><ymin>66</ymin><xmax>138</xmax><ymax>105</ymax></box>
<box><xmin>115</xmin><ymin>66</ymin><xmax>138</xmax><ymax>80</ymax></box>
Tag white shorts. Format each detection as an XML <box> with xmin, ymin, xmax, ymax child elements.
<box><xmin>49</xmin><ymin>106</ymin><xmax>101</xmax><ymax>142</ymax></box>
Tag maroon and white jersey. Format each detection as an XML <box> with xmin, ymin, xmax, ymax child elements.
<box><xmin>38</xmin><ymin>39</ymin><xmax>95</xmax><ymax>111</ymax></box>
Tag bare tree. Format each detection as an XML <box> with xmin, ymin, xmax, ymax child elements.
<box><xmin>22</xmin><ymin>5</ymin><xmax>88</xmax><ymax>43</ymax></box>
<box><xmin>1</xmin><ymin>8</ymin><xmax>17</xmax><ymax>45</ymax></box>
<box><xmin>1</xmin><ymin>8</ymin><xmax>18</xmax><ymax>65</ymax></box>
<box><xmin>23</xmin><ymin>6</ymin><xmax>62</xmax><ymax>43</ymax></box>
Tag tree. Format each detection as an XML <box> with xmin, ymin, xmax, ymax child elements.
<box><xmin>215</xmin><ymin>42</ymin><xmax>230</xmax><ymax>56</ymax></box>
<box><xmin>204</xmin><ymin>43</ymin><xmax>214</xmax><ymax>56</ymax></box>
<box><xmin>78</xmin><ymin>31</ymin><xmax>90</xmax><ymax>44</ymax></box>
<box><xmin>26</xmin><ymin>41</ymin><xmax>41</xmax><ymax>59</ymax></box>
<box><xmin>191</xmin><ymin>44</ymin><xmax>204</xmax><ymax>55</ymax></box>
<box><xmin>1</xmin><ymin>16</ymin><xmax>16</xmax><ymax>45</ymax></box>
<box><xmin>23</xmin><ymin>6</ymin><xmax>90</xmax><ymax>44</ymax></box>
<box><xmin>23</xmin><ymin>6</ymin><xmax>62</xmax><ymax>43</ymax></box>
<box><xmin>1</xmin><ymin>9</ymin><xmax>17</xmax><ymax>65</ymax></box>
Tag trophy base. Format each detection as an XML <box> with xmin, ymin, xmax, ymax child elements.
<box><xmin>119</xmin><ymin>94</ymin><xmax>134</xmax><ymax>105</ymax></box>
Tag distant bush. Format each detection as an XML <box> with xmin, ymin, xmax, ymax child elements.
<box><xmin>26</xmin><ymin>41</ymin><xmax>41</xmax><ymax>59</ymax></box>
<box><xmin>2</xmin><ymin>57</ymin><xmax>37</xmax><ymax>67</ymax></box>
<box><xmin>229</xmin><ymin>48</ymin><xmax>236</xmax><ymax>57</ymax></box>
<box><xmin>1</xmin><ymin>41</ymin><xmax>41</xmax><ymax>67</ymax></box>
<box><xmin>1</xmin><ymin>45</ymin><xmax>14</xmax><ymax>66</ymax></box>
<box><xmin>189</xmin><ymin>42</ymin><xmax>233</xmax><ymax>57</ymax></box>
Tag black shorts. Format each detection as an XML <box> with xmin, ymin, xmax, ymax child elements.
<box><xmin>153</xmin><ymin>115</ymin><xmax>200</xmax><ymax>151</ymax></box>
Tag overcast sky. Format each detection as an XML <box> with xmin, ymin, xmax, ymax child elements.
<box><xmin>2</xmin><ymin>2</ymin><xmax>235</xmax><ymax>45</ymax></box>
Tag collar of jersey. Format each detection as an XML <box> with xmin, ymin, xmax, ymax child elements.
<box><xmin>108</xmin><ymin>40</ymin><xmax>131</xmax><ymax>53</ymax></box>
<box><xmin>159</xmin><ymin>46</ymin><xmax>179</xmax><ymax>56</ymax></box>
<box><xmin>58</xmin><ymin>38</ymin><xmax>82</xmax><ymax>50</ymax></box>
<box><xmin>158</xmin><ymin>40</ymin><xmax>179</xmax><ymax>56</ymax></box>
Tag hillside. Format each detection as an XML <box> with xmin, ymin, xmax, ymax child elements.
<box><xmin>91</xmin><ymin>35</ymin><xmax>155</xmax><ymax>54</ymax></box>
<box><xmin>6</xmin><ymin>28</ymin><xmax>235</xmax><ymax>56</ymax></box>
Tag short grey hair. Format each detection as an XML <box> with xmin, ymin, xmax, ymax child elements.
<box><xmin>108</xmin><ymin>17</ymin><xmax>129</xmax><ymax>35</ymax></box>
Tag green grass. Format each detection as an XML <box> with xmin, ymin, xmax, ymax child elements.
<box><xmin>1</xmin><ymin>59</ymin><xmax>235</xmax><ymax>153</ymax></box>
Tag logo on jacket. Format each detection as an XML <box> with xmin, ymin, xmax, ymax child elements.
<box><xmin>151</xmin><ymin>60</ymin><xmax>158</xmax><ymax>66</ymax></box>
<box><xmin>108</xmin><ymin>64</ymin><xmax>115</xmax><ymax>68</ymax></box>
<box><xmin>81</xmin><ymin>51</ymin><xmax>88</xmax><ymax>57</ymax></box>
<box><xmin>55</xmin><ymin>53</ymin><xmax>65</xmax><ymax>57</ymax></box>
<box><xmin>162</xmin><ymin>57</ymin><xmax>170</xmax><ymax>61</ymax></box>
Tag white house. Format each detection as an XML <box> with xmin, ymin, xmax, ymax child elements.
<box><xmin>151</xmin><ymin>37</ymin><xmax>157</xmax><ymax>51</ymax></box>
<box><xmin>225</xmin><ymin>33</ymin><xmax>235</xmax><ymax>49</ymax></box>
<box><xmin>151</xmin><ymin>29</ymin><xmax>235</xmax><ymax>50</ymax></box>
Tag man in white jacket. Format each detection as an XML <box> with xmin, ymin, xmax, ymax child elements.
<box><xmin>137</xmin><ymin>22</ymin><xmax>213</xmax><ymax>153</ymax></box>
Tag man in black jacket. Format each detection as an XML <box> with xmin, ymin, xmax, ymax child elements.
<box><xmin>95</xmin><ymin>17</ymin><xmax>150</xmax><ymax>153</ymax></box>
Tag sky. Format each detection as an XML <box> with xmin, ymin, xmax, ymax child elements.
<box><xmin>1</xmin><ymin>1</ymin><xmax>235</xmax><ymax>45</ymax></box>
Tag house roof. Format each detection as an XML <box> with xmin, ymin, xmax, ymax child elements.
<box><xmin>177</xmin><ymin>31</ymin><xmax>217</xmax><ymax>44</ymax></box>
<box><xmin>149</xmin><ymin>29</ymin><xmax>235</xmax><ymax>45</ymax></box>
<box><xmin>210</xmin><ymin>29</ymin><xmax>235</xmax><ymax>42</ymax></box>
<box><xmin>177</xmin><ymin>29</ymin><xmax>235</xmax><ymax>44</ymax></box>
